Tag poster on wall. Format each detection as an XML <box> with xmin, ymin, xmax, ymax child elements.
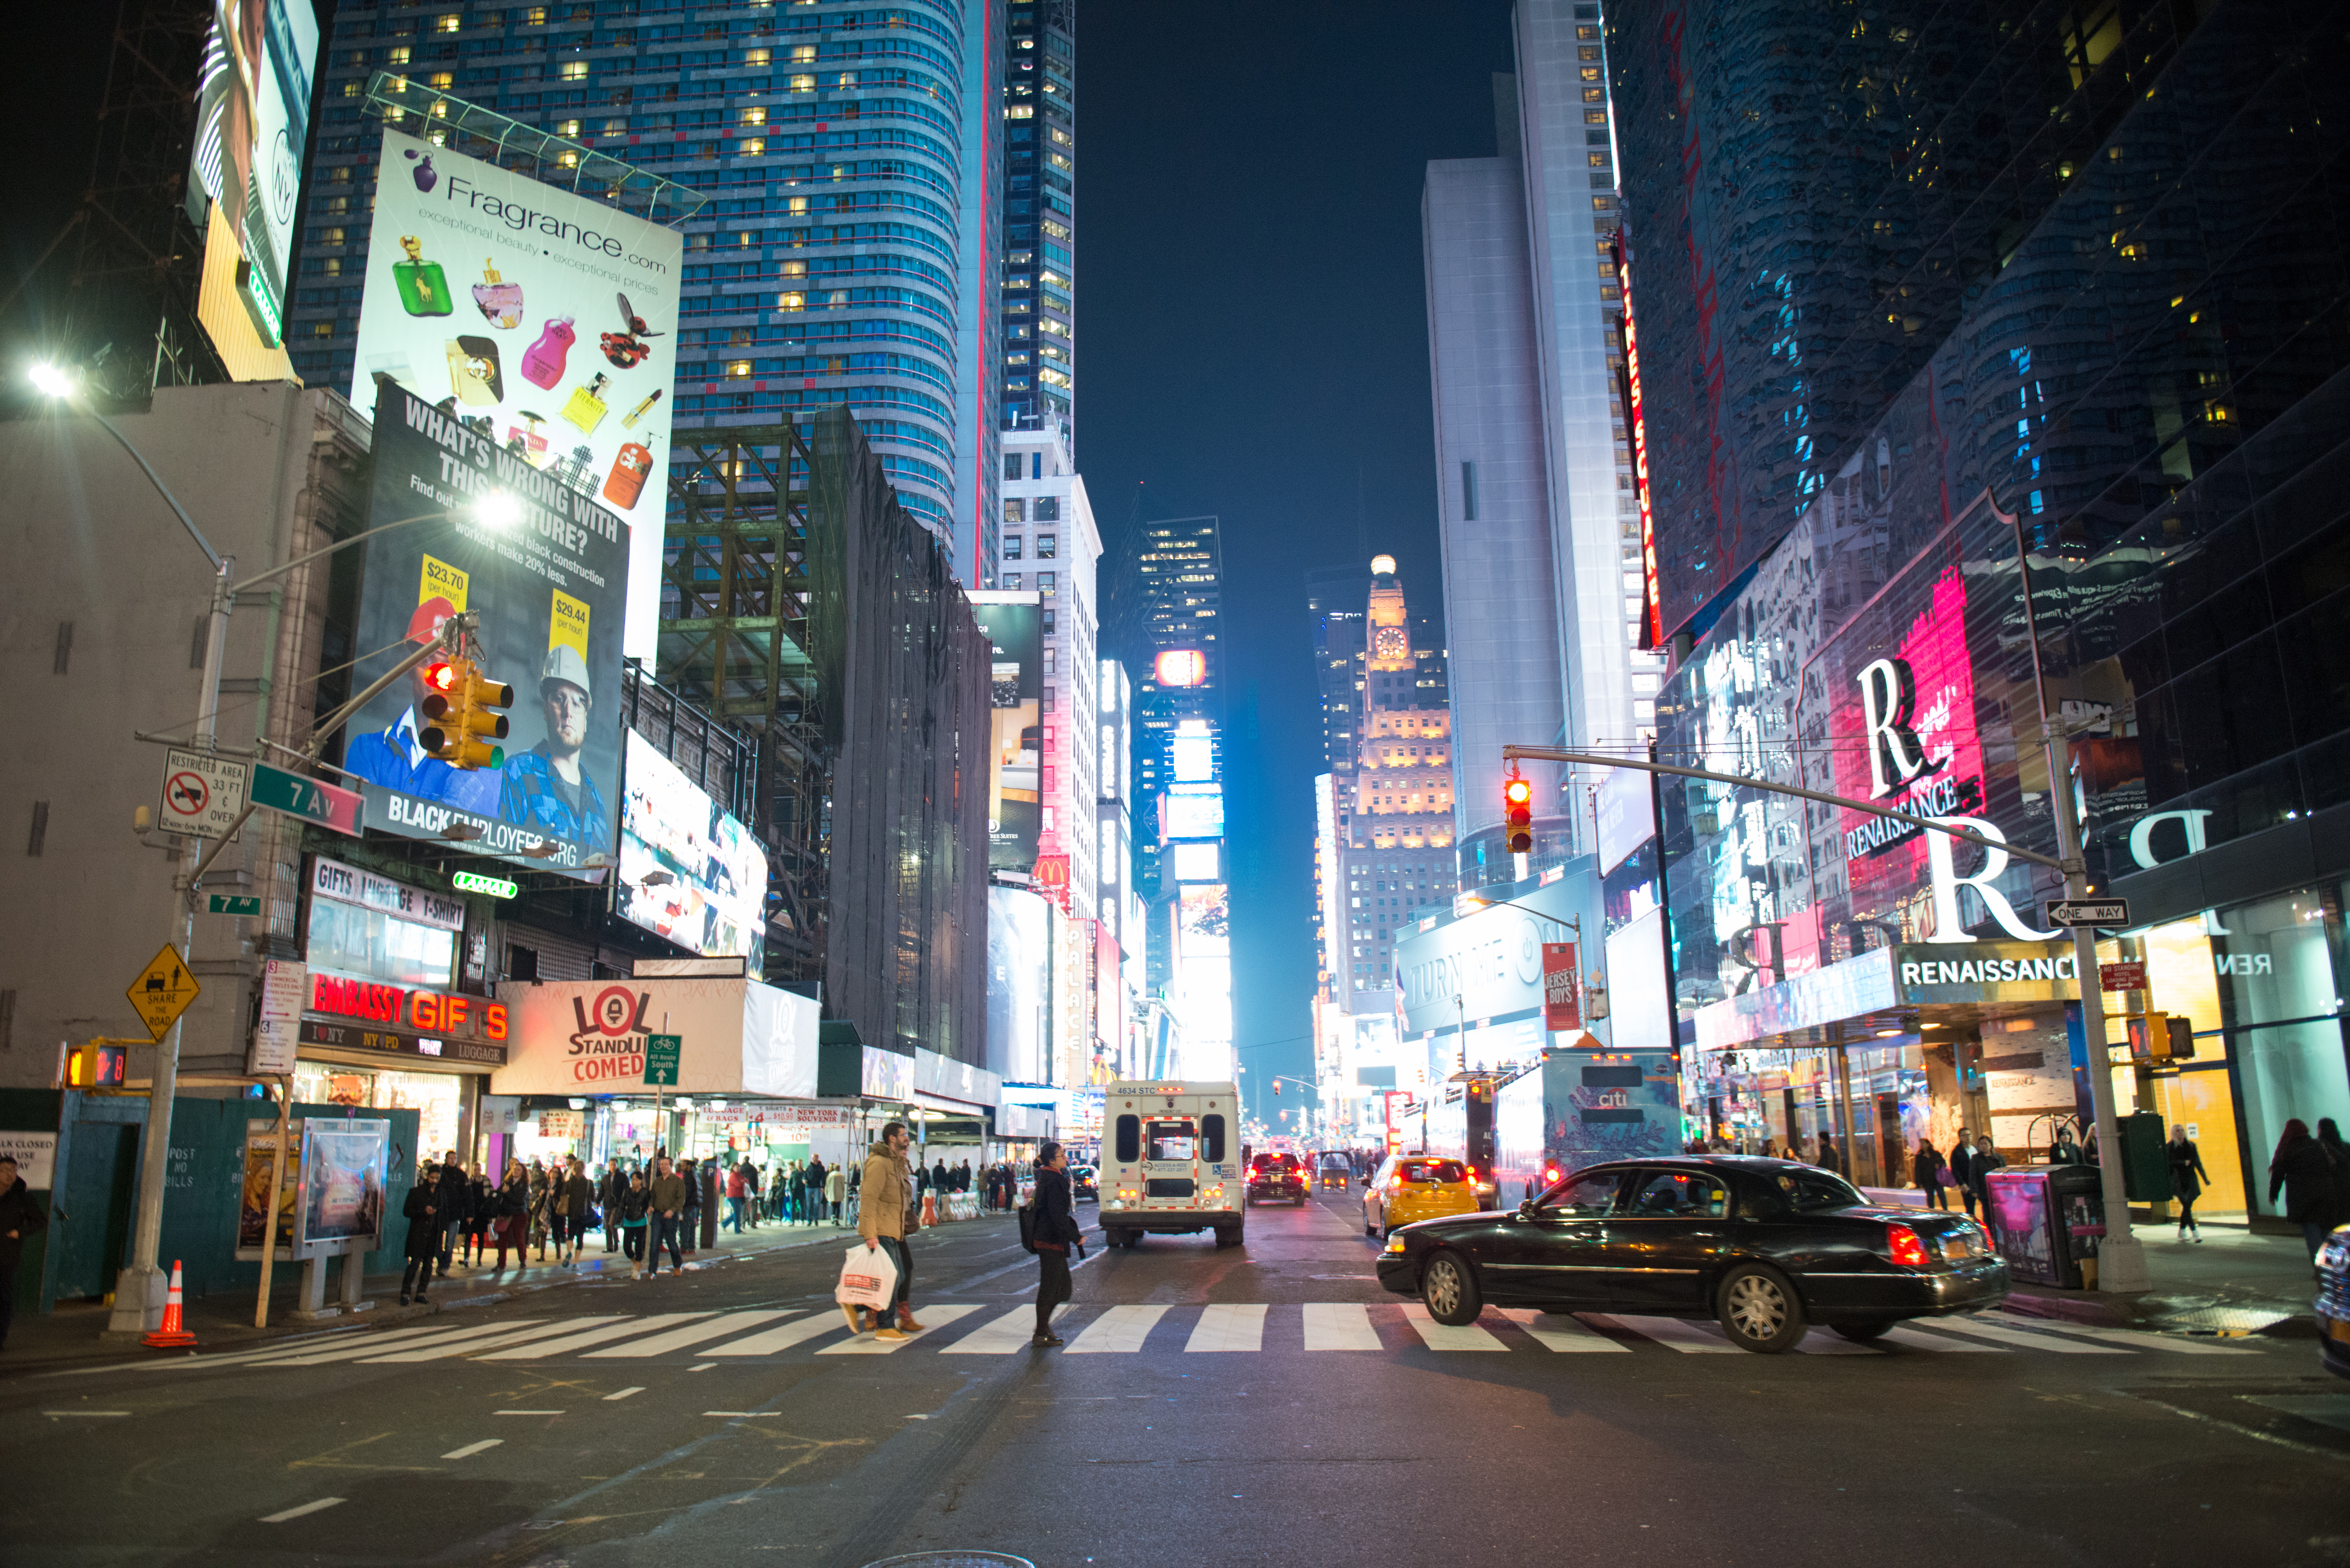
<box><xmin>970</xmin><ymin>596</ymin><xmax>1042</xmax><ymax>870</ymax></box>
<box><xmin>236</xmin><ymin>1123</ymin><xmax>299</xmax><ymax>1255</ymax></box>
<box><xmin>343</xmin><ymin>378</ymin><xmax>629</xmax><ymax>875</ymax></box>
<box><xmin>186</xmin><ymin>0</ymin><xmax>319</xmax><ymax>372</ymax></box>
<box><xmin>300</xmin><ymin>1119</ymin><xmax>391</xmax><ymax>1249</ymax></box>
<box><xmin>617</xmin><ymin>731</ymin><xmax>768</xmax><ymax>969</ymax></box>
<box><xmin>351</xmin><ymin>125</ymin><xmax>683</xmax><ymax>659</ymax></box>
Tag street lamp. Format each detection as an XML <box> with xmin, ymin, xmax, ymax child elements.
<box><xmin>29</xmin><ymin>361</ymin><xmax>520</xmax><ymax>1332</ymax></box>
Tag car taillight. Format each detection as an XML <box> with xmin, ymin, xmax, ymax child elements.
<box><xmin>1886</xmin><ymin>1223</ymin><xmax>1930</xmax><ymax>1268</ymax></box>
<box><xmin>1543</xmin><ymin>1167</ymin><xmax>1559</xmax><ymax>1182</ymax></box>
<box><xmin>1391</xmin><ymin>1175</ymin><xmax>1405</xmax><ymax>1188</ymax></box>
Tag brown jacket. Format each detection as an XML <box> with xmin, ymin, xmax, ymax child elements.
<box><xmin>859</xmin><ymin>1144</ymin><xmax>910</xmax><ymax>1242</ymax></box>
<box><xmin>649</xmin><ymin>1170</ymin><xmax>686</xmax><ymax>1216</ymax></box>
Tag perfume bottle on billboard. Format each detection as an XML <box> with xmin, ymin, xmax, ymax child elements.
<box><xmin>473</xmin><ymin>260</ymin><xmax>524</xmax><ymax>329</ymax></box>
<box><xmin>521</xmin><ymin>316</ymin><xmax>576</xmax><ymax>389</ymax></box>
<box><xmin>393</xmin><ymin>237</ymin><xmax>452</xmax><ymax>317</ymax></box>
<box><xmin>444</xmin><ymin>337</ymin><xmax>503</xmax><ymax>406</ymax></box>
<box><xmin>603</xmin><ymin>435</ymin><xmax>656</xmax><ymax>510</ymax></box>
<box><xmin>561</xmin><ymin>372</ymin><xmax>611</xmax><ymax>433</ymax></box>
<box><xmin>504</xmin><ymin>412</ymin><xmax>551</xmax><ymax>468</ymax></box>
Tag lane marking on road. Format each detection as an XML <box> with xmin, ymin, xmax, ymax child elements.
<box><xmin>41</xmin><ymin>1409</ymin><xmax>132</xmax><ymax>1417</ymax></box>
<box><xmin>1930</xmin><ymin>1316</ymin><xmax>2127</xmax><ymax>1353</ymax></box>
<box><xmin>1497</xmin><ymin>1309</ymin><xmax>1630</xmax><ymax>1353</ymax></box>
<box><xmin>1301</xmin><ymin>1302</ymin><xmax>1383</xmax><ymax>1351</ymax></box>
<box><xmin>61</xmin><ymin>1324</ymin><xmax>435</xmax><ymax>1375</ymax></box>
<box><xmin>703</xmin><ymin>1411</ymin><xmax>781</xmax><ymax>1418</ymax></box>
<box><xmin>494</xmin><ymin>1410</ymin><xmax>566</xmax><ymax>1416</ymax></box>
<box><xmin>939</xmin><ymin>1304</ymin><xmax>1069</xmax><ymax>1354</ymax></box>
<box><xmin>584</xmin><ymin>1311</ymin><xmax>791</xmax><ymax>1358</ymax></box>
<box><xmin>1400</xmin><ymin>1304</ymin><xmax>1508</xmax><ymax>1351</ymax></box>
<box><xmin>704</xmin><ymin>1313</ymin><xmax>853</xmax><ymax>1357</ymax></box>
<box><xmin>603</xmin><ymin>1387</ymin><xmax>645</xmax><ymax>1402</ymax></box>
<box><xmin>362</xmin><ymin>1317</ymin><xmax>632</xmax><ymax>1362</ymax></box>
<box><xmin>1794</xmin><ymin>1329</ymin><xmax>1886</xmax><ymax>1356</ymax></box>
<box><xmin>259</xmin><ymin>1497</ymin><xmax>345</xmax><ymax>1523</ymax></box>
<box><xmin>1881</xmin><ymin>1325</ymin><xmax>2003</xmax><ymax>1353</ymax></box>
<box><xmin>689</xmin><ymin>1363</ymin><xmax>716</xmax><ymax>1372</ymax></box>
<box><xmin>440</xmin><ymin>1439</ymin><xmax>503</xmax><ymax>1459</ymax></box>
<box><xmin>819</xmin><ymin>1304</ymin><xmax>983</xmax><ymax>1354</ymax></box>
<box><xmin>247</xmin><ymin>1320</ymin><xmax>548</xmax><ymax>1367</ymax></box>
<box><xmin>1986</xmin><ymin>1314</ymin><xmax>2262</xmax><ymax>1355</ymax></box>
<box><xmin>1184</xmin><ymin>1303</ymin><xmax>1267</xmax><ymax>1353</ymax></box>
<box><xmin>1591</xmin><ymin>1315</ymin><xmax>1742</xmax><ymax>1353</ymax></box>
<box><xmin>478</xmin><ymin>1314</ymin><xmax>712</xmax><ymax>1360</ymax></box>
<box><xmin>1066</xmin><ymin>1304</ymin><xmax>1169</xmax><ymax>1354</ymax></box>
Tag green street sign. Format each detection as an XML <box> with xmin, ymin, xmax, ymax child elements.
<box><xmin>644</xmin><ymin>1033</ymin><xmax>681</xmax><ymax>1087</ymax></box>
<box><xmin>451</xmin><ymin>870</ymin><xmax>517</xmax><ymax>899</ymax></box>
<box><xmin>207</xmin><ymin>894</ymin><xmax>263</xmax><ymax>916</ymax></box>
<box><xmin>251</xmin><ymin>761</ymin><xmax>363</xmax><ymax>836</ymax></box>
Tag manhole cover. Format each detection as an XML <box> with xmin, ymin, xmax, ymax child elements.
<box><xmin>2154</xmin><ymin>1305</ymin><xmax>2293</xmax><ymax>1335</ymax></box>
<box><xmin>861</xmin><ymin>1556</ymin><xmax>1035</xmax><ymax>1568</ymax></box>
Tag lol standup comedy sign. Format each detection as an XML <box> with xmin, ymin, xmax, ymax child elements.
<box><xmin>349</xmin><ymin>125</ymin><xmax>683</xmax><ymax>660</ymax></box>
<box><xmin>344</xmin><ymin>379</ymin><xmax>630</xmax><ymax>876</ymax></box>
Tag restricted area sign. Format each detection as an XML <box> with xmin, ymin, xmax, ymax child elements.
<box><xmin>2045</xmin><ymin>899</ymin><xmax>2130</xmax><ymax>928</ymax></box>
<box><xmin>644</xmin><ymin>1033</ymin><xmax>681</xmax><ymax>1087</ymax></box>
<box><xmin>126</xmin><ymin>943</ymin><xmax>201</xmax><ymax>1041</ymax></box>
<box><xmin>158</xmin><ymin>748</ymin><xmax>249</xmax><ymax>839</ymax></box>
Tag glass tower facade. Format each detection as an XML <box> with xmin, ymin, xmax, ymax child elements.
<box><xmin>1000</xmin><ymin>0</ymin><xmax>1074</xmax><ymax>442</ymax></box>
<box><xmin>286</xmin><ymin>0</ymin><xmax>1001</xmax><ymax>561</ymax></box>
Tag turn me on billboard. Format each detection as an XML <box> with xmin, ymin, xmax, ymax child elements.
<box><xmin>186</xmin><ymin>0</ymin><xmax>320</xmax><ymax>375</ymax></box>
<box><xmin>616</xmin><ymin>731</ymin><xmax>768</xmax><ymax>971</ymax></box>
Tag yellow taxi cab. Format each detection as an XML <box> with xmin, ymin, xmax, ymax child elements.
<box><xmin>1362</xmin><ymin>1153</ymin><xmax>1481</xmax><ymax>1240</ymax></box>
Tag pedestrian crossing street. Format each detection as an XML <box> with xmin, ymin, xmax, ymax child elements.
<box><xmin>86</xmin><ymin>1300</ymin><xmax>2274</xmax><ymax>1376</ymax></box>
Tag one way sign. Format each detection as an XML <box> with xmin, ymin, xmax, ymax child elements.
<box><xmin>2045</xmin><ymin>899</ymin><xmax>2130</xmax><ymax>929</ymax></box>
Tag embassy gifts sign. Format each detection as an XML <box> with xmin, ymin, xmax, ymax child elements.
<box><xmin>351</xmin><ymin>126</ymin><xmax>683</xmax><ymax>660</ymax></box>
<box><xmin>345</xmin><ymin>380</ymin><xmax>628</xmax><ymax>875</ymax></box>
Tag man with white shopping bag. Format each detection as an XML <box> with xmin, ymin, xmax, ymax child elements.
<box><xmin>851</xmin><ymin>1120</ymin><xmax>923</xmax><ymax>1340</ymax></box>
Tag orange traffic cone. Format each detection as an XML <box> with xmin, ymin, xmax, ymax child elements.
<box><xmin>141</xmin><ymin>1259</ymin><xmax>198</xmax><ymax>1350</ymax></box>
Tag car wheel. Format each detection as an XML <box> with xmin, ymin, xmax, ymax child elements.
<box><xmin>1717</xmin><ymin>1263</ymin><xmax>1805</xmax><ymax>1353</ymax></box>
<box><xmin>1364</xmin><ymin>1217</ymin><xmax>1376</xmax><ymax>1236</ymax></box>
<box><xmin>1833</xmin><ymin>1321</ymin><xmax>1893</xmax><ymax>1342</ymax></box>
<box><xmin>1421</xmin><ymin>1250</ymin><xmax>1482</xmax><ymax>1326</ymax></box>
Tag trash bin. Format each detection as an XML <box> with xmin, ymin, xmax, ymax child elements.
<box><xmin>1984</xmin><ymin>1165</ymin><xmax>2108</xmax><ymax>1288</ymax></box>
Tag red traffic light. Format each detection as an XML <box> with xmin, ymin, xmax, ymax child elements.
<box><xmin>422</xmin><ymin>660</ymin><xmax>458</xmax><ymax>693</ymax></box>
<box><xmin>1505</xmin><ymin>774</ymin><xmax>1533</xmax><ymax>853</ymax></box>
<box><xmin>1504</xmin><ymin>778</ymin><xmax>1532</xmax><ymax>807</ymax></box>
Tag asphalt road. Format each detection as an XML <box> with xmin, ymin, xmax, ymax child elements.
<box><xmin>7</xmin><ymin>1190</ymin><xmax>2347</xmax><ymax>1567</ymax></box>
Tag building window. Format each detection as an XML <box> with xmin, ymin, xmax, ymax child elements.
<box><xmin>1039</xmin><ymin>572</ymin><xmax>1056</xmax><ymax>595</ymax></box>
<box><xmin>1033</xmin><ymin>495</ymin><xmax>1060</xmax><ymax>522</ymax></box>
<box><xmin>789</xmin><ymin>73</ymin><xmax>817</xmax><ymax>91</ymax></box>
<box><xmin>1003</xmin><ymin>532</ymin><xmax>1023</xmax><ymax>558</ymax></box>
<box><xmin>744</xmin><ymin>47</ymin><xmax>771</xmax><ymax>65</ymax></box>
<box><xmin>1461</xmin><ymin>460</ymin><xmax>1478</xmax><ymax>520</ymax></box>
<box><xmin>560</xmin><ymin>59</ymin><xmax>588</xmax><ymax>80</ymax></box>
<box><xmin>1036</xmin><ymin>534</ymin><xmax>1056</xmax><ymax>559</ymax></box>
<box><xmin>1004</xmin><ymin>453</ymin><xmax>1024</xmax><ymax>480</ymax></box>
<box><xmin>1005</xmin><ymin>573</ymin><xmax>1022</xmax><ymax>589</ymax></box>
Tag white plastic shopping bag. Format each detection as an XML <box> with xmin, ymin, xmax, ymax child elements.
<box><xmin>835</xmin><ymin>1242</ymin><xmax>898</xmax><ymax>1311</ymax></box>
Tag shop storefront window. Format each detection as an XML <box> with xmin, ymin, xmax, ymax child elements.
<box><xmin>2105</xmin><ymin>916</ymin><xmax>2248</xmax><ymax>1216</ymax></box>
<box><xmin>308</xmin><ymin>896</ymin><xmax>457</xmax><ymax>989</ymax></box>
<box><xmin>294</xmin><ymin>1063</ymin><xmax>465</xmax><ymax>1161</ymax></box>
<box><xmin>2217</xmin><ymin>889</ymin><xmax>2349</xmax><ymax>1217</ymax></box>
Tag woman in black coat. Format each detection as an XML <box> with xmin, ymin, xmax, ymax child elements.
<box><xmin>2268</xmin><ymin>1119</ymin><xmax>2339</xmax><ymax>1262</ymax></box>
<box><xmin>2166</xmin><ymin>1124</ymin><xmax>2210</xmax><ymax>1241</ymax></box>
<box><xmin>1028</xmin><ymin>1140</ymin><xmax>1085</xmax><ymax>1348</ymax></box>
<box><xmin>1913</xmin><ymin>1139</ymin><xmax>1948</xmax><ymax>1210</ymax></box>
<box><xmin>401</xmin><ymin>1166</ymin><xmax>443</xmax><ymax>1305</ymax></box>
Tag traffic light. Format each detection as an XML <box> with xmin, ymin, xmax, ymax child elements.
<box><xmin>1272</xmin><ymin>1079</ymin><xmax>1280</xmax><ymax>1097</ymax></box>
<box><xmin>65</xmin><ymin>1042</ymin><xmax>128</xmax><ymax>1088</ymax></box>
<box><xmin>420</xmin><ymin>657</ymin><xmax>514</xmax><ymax>770</ymax></box>
<box><xmin>1505</xmin><ymin>775</ymin><xmax>1534</xmax><ymax>855</ymax></box>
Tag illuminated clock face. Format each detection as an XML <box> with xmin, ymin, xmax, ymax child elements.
<box><xmin>1374</xmin><ymin>627</ymin><xmax>1408</xmax><ymax>659</ymax></box>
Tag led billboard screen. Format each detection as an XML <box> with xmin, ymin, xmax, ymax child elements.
<box><xmin>186</xmin><ymin>0</ymin><xmax>320</xmax><ymax>373</ymax></box>
<box><xmin>343</xmin><ymin>378</ymin><xmax>630</xmax><ymax>876</ymax></box>
<box><xmin>1165</xmin><ymin>787</ymin><xmax>1225</xmax><ymax>841</ymax></box>
<box><xmin>1173</xmin><ymin>883</ymin><xmax>1234</xmax><ymax>1077</ymax></box>
<box><xmin>352</xmin><ymin>126</ymin><xmax>684</xmax><ymax>660</ymax></box>
<box><xmin>971</xmin><ymin>597</ymin><xmax>1043</xmax><ymax>871</ymax></box>
<box><xmin>616</xmin><ymin>730</ymin><xmax>767</xmax><ymax>969</ymax></box>
<box><xmin>1154</xmin><ymin>649</ymin><xmax>1206</xmax><ymax>688</ymax></box>
<box><xmin>1170</xmin><ymin>729</ymin><xmax>1215</xmax><ymax>783</ymax></box>
<box><xmin>1169</xmin><ymin>841</ymin><xmax>1220</xmax><ymax>883</ymax></box>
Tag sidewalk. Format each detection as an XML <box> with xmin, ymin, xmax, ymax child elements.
<box><xmin>0</xmin><ymin>1211</ymin><xmax>883</xmax><ymax>1372</ymax></box>
<box><xmin>1859</xmin><ymin>1185</ymin><xmax>2318</xmax><ymax>1336</ymax></box>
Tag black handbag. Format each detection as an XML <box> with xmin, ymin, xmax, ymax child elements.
<box><xmin>1017</xmin><ymin>1200</ymin><xmax>1038</xmax><ymax>1255</ymax></box>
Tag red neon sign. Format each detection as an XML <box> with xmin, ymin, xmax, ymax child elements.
<box><xmin>1617</xmin><ymin>231</ymin><xmax>1662</xmax><ymax>652</ymax></box>
<box><xmin>310</xmin><ymin>974</ymin><xmax>507</xmax><ymax>1041</ymax></box>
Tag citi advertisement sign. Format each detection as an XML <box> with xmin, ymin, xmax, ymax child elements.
<box><xmin>567</xmin><ymin>984</ymin><xmax>653</xmax><ymax>1082</ymax></box>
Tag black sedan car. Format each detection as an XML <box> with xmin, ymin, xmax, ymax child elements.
<box><xmin>1375</xmin><ymin>1156</ymin><xmax>2008</xmax><ymax>1353</ymax></box>
<box><xmin>1246</xmin><ymin>1151</ymin><xmax>1309</xmax><ymax>1206</ymax></box>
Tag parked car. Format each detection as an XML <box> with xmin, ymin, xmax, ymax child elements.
<box><xmin>1374</xmin><ymin>1156</ymin><xmax>2008</xmax><ymax>1353</ymax></box>
<box><xmin>1363</xmin><ymin>1154</ymin><xmax>1480</xmax><ymax>1239</ymax></box>
<box><xmin>2317</xmin><ymin>1224</ymin><xmax>2349</xmax><ymax>1380</ymax></box>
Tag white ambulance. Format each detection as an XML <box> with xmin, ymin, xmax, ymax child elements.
<box><xmin>1098</xmin><ymin>1080</ymin><xmax>1244</xmax><ymax>1248</ymax></box>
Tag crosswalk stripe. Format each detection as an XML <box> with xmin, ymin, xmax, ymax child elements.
<box><xmin>939</xmin><ymin>1304</ymin><xmax>1069</xmax><ymax>1354</ymax></box>
<box><xmin>819</xmin><ymin>1304</ymin><xmax>985</xmax><ymax>1354</ymax></box>
<box><xmin>1595</xmin><ymin>1315</ymin><xmax>1741</xmax><ymax>1353</ymax></box>
<box><xmin>478</xmin><ymin>1314</ymin><xmax>711</xmax><ymax>1360</ymax></box>
<box><xmin>1793</xmin><ymin>1329</ymin><xmax>1885</xmax><ymax>1356</ymax></box>
<box><xmin>1400</xmin><ymin>1304</ymin><xmax>1507</xmax><ymax>1350</ymax></box>
<box><xmin>253</xmin><ymin>1320</ymin><xmax>562</xmax><ymax>1367</ymax></box>
<box><xmin>1185</xmin><ymin>1303</ymin><xmax>1267</xmax><ymax>1353</ymax></box>
<box><xmin>1985</xmin><ymin>1314</ymin><xmax>2261</xmax><ymax>1355</ymax></box>
<box><xmin>1929</xmin><ymin>1316</ymin><xmax>2126</xmax><ymax>1353</ymax></box>
<box><xmin>362</xmin><ymin>1317</ymin><xmax>633</xmax><ymax>1362</ymax></box>
<box><xmin>1301</xmin><ymin>1302</ymin><xmax>1382</xmax><ymax>1351</ymax></box>
<box><xmin>704</xmin><ymin>1313</ymin><xmax>852</xmax><ymax>1357</ymax></box>
<box><xmin>585</xmin><ymin>1312</ymin><xmax>791</xmax><ymax>1358</ymax></box>
<box><xmin>1067</xmin><ymin>1304</ymin><xmax>1167</xmax><ymax>1353</ymax></box>
<box><xmin>1497</xmin><ymin>1309</ymin><xmax>1628</xmax><ymax>1352</ymax></box>
<box><xmin>1882</xmin><ymin>1325</ymin><xmax>2003</xmax><ymax>1353</ymax></box>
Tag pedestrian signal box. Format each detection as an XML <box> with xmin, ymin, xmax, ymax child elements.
<box><xmin>65</xmin><ymin>1042</ymin><xmax>128</xmax><ymax>1088</ymax></box>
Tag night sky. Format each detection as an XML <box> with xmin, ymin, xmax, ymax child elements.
<box><xmin>8</xmin><ymin>0</ymin><xmax>1525</xmax><ymax>1113</ymax></box>
<box><xmin>1080</xmin><ymin>1</ymin><xmax>1517</xmax><ymax>1108</ymax></box>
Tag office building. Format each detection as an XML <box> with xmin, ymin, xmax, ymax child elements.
<box><xmin>1000</xmin><ymin>0</ymin><xmax>1076</xmax><ymax>441</ymax></box>
<box><xmin>1422</xmin><ymin>1</ymin><xmax>1664</xmax><ymax>889</ymax></box>
<box><xmin>287</xmin><ymin>0</ymin><xmax>1002</xmax><ymax>564</ymax></box>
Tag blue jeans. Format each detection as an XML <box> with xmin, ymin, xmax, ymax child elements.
<box><xmin>725</xmin><ymin>1196</ymin><xmax>745</xmax><ymax>1233</ymax></box>
<box><xmin>648</xmin><ymin>1214</ymin><xmax>684</xmax><ymax>1273</ymax></box>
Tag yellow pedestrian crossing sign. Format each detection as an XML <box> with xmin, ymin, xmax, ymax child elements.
<box><xmin>127</xmin><ymin>944</ymin><xmax>201</xmax><ymax>1041</ymax></box>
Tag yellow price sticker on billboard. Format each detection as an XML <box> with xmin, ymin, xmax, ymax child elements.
<box><xmin>550</xmin><ymin>588</ymin><xmax>589</xmax><ymax>660</ymax></box>
<box><xmin>420</xmin><ymin>554</ymin><xmax>469</xmax><ymax>614</ymax></box>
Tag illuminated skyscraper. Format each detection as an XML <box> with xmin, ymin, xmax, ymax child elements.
<box><xmin>1000</xmin><ymin>0</ymin><xmax>1076</xmax><ymax>442</ymax></box>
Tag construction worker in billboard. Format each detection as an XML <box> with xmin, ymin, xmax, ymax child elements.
<box><xmin>343</xmin><ymin>597</ymin><xmax>500</xmax><ymax>815</ymax></box>
<box><xmin>500</xmin><ymin>644</ymin><xmax>609</xmax><ymax>847</ymax></box>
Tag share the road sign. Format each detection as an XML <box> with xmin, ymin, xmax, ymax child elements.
<box><xmin>127</xmin><ymin>944</ymin><xmax>201</xmax><ymax>1041</ymax></box>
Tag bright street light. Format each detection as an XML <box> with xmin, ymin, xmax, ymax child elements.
<box><xmin>28</xmin><ymin>361</ymin><xmax>78</xmax><ymax>398</ymax></box>
<box><xmin>472</xmin><ymin>490</ymin><xmax>521</xmax><ymax>530</ymax></box>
